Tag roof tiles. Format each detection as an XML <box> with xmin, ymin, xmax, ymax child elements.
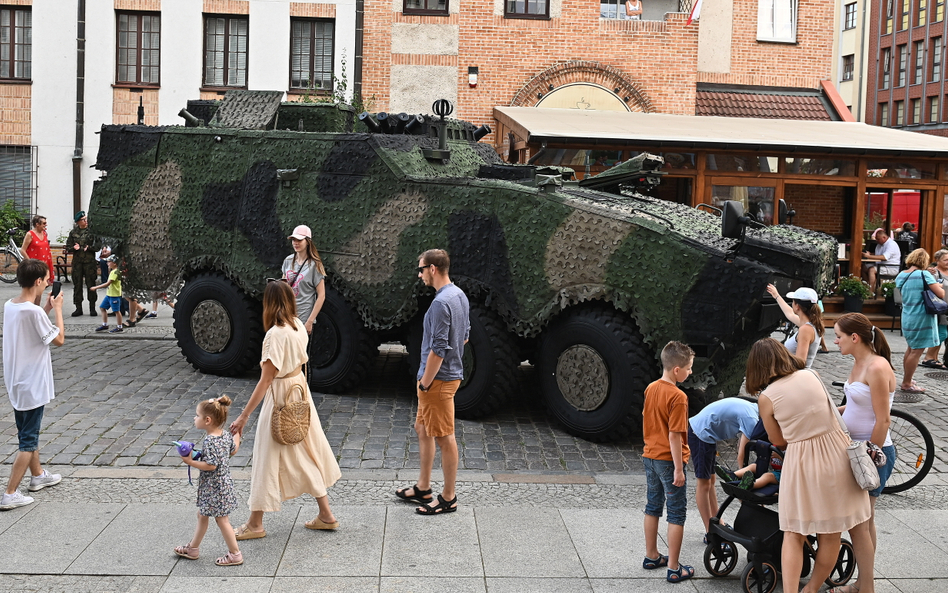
<box><xmin>695</xmin><ymin>91</ymin><xmax>833</xmax><ymax>121</ymax></box>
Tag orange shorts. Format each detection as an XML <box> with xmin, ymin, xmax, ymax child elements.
<box><xmin>416</xmin><ymin>379</ymin><xmax>461</xmax><ymax>437</ymax></box>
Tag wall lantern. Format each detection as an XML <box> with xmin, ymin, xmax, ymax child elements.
<box><xmin>469</xmin><ymin>66</ymin><xmax>479</xmax><ymax>88</ymax></box>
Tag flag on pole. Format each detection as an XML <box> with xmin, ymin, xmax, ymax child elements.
<box><xmin>687</xmin><ymin>0</ymin><xmax>703</xmax><ymax>25</ymax></box>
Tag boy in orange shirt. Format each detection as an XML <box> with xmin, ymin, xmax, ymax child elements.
<box><xmin>641</xmin><ymin>341</ymin><xmax>694</xmax><ymax>583</ymax></box>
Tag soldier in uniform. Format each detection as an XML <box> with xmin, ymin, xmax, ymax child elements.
<box><xmin>65</xmin><ymin>211</ymin><xmax>101</xmax><ymax>317</ymax></box>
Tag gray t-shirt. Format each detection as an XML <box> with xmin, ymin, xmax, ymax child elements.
<box><xmin>418</xmin><ymin>283</ymin><xmax>470</xmax><ymax>382</ymax></box>
<box><xmin>281</xmin><ymin>254</ymin><xmax>324</xmax><ymax>322</ymax></box>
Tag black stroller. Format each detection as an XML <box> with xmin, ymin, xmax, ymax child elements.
<box><xmin>703</xmin><ymin>420</ymin><xmax>856</xmax><ymax>593</ymax></box>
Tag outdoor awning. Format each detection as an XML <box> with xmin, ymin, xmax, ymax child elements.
<box><xmin>493</xmin><ymin>106</ymin><xmax>948</xmax><ymax>158</ymax></box>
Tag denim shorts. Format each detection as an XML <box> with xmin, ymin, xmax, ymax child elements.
<box><xmin>100</xmin><ymin>295</ymin><xmax>122</xmax><ymax>312</ymax></box>
<box><xmin>643</xmin><ymin>457</ymin><xmax>687</xmax><ymax>525</ymax></box>
<box><xmin>869</xmin><ymin>444</ymin><xmax>897</xmax><ymax>498</ymax></box>
<box><xmin>14</xmin><ymin>406</ymin><xmax>44</xmax><ymax>452</ymax></box>
<box><xmin>687</xmin><ymin>425</ymin><xmax>716</xmax><ymax>480</ymax></box>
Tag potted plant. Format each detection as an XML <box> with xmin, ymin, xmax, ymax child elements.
<box><xmin>880</xmin><ymin>281</ymin><xmax>899</xmax><ymax>316</ymax></box>
<box><xmin>837</xmin><ymin>275</ymin><xmax>872</xmax><ymax>312</ymax></box>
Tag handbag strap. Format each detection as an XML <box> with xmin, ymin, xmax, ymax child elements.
<box><xmin>805</xmin><ymin>368</ymin><xmax>851</xmax><ymax>437</ymax></box>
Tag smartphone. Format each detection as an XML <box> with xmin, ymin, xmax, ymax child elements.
<box><xmin>51</xmin><ymin>281</ymin><xmax>61</xmax><ymax>297</ymax></box>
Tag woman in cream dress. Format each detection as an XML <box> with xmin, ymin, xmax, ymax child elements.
<box><xmin>746</xmin><ymin>338</ymin><xmax>871</xmax><ymax>593</ymax></box>
<box><xmin>229</xmin><ymin>280</ymin><xmax>341</xmax><ymax>539</ymax></box>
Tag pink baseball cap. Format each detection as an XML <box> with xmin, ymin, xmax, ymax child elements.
<box><xmin>288</xmin><ymin>225</ymin><xmax>312</xmax><ymax>240</ymax></box>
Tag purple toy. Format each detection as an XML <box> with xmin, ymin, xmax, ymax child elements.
<box><xmin>171</xmin><ymin>440</ymin><xmax>203</xmax><ymax>484</ymax></box>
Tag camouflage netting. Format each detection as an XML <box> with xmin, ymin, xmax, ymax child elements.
<box><xmin>88</xmin><ymin>97</ymin><xmax>836</xmax><ymax>394</ymax></box>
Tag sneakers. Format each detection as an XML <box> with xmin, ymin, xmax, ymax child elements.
<box><xmin>0</xmin><ymin>490</ymin><xmax>35</xmax><ymax>510</ymax></box>
<box><xmin>737</xmin><ymin>472</ymin><xmax>756</xmax><ymax>490</ymax></box>
<box><xmin>28</xmin><ymin>470</ymin><xmax>62</xmax><ymax>492</ymax></box>
<box><xmin>714</xmin><ymin>464</ymin><xmax>738</xmax><ymax>482</ymax></box>
<box><xmin>109</xmin><ymin>326</ymin><xmax>123</xmax><ymax>334</ymax></box>
<box><xmin>145</xmin><ymin>311</ymin><xmax>158</xmax><ymax>319</ymax></box>
<box><xmin>95</xmin><ymin>324</ymin><xmax>109</xmax><ymax>332</ymax></box>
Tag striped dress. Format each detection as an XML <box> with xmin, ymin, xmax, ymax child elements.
<box><xmin>897</xmin><ymin>269</ymin><xmax>940</xmax><ymax>349</ymax></box>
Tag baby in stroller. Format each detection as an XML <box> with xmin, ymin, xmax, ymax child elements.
<box><xmin>703</xmin><ymin>419</ymin><xmax>855</xmax><ymax>593</ymax></box>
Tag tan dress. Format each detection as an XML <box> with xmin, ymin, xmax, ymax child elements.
<box><xmin>248</xmin><ymin>318</ymin><xmax>342</xmax><ymax>512</ymax></box>
<box><xmin>765</xmin><ymin>370</ymin><xmax>870</xmax><ymax>534</ymax></box>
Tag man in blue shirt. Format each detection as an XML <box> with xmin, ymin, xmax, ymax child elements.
<box><xmin>396</xmin><ymin>249</ymin><xmax>470</xmax><ymax>515</ymax></box>
<box><xmin>688</xmin><ymin>398</ymin><xmax>759</xmax><ymax>537</ymax></box>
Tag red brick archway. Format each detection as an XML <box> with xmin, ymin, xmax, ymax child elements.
<box><xmin>510</xmin><ymin>61</ymin><xmax>653</xmax><ymax>113</ymax></box>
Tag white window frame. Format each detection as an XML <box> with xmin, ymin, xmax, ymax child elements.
<box><xmin>757</xmin><ymin>0</ymin><xmax>797</xmax><ymax>43</ymax></box>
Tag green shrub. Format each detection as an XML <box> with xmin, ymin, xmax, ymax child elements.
<box><xmin>0</xmin><ymin>200</ymin><xmax>26</xmax><ymax>244</ymax></box>
<box><xmin>837</xmin><ymin>275</ymin><xmax>872</xmax><ymax>299</ymax></box>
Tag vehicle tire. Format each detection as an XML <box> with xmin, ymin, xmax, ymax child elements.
<box><xmin>741</xmin><ymin>560</ymin><xmax>778</xmax><ymax>593</ymax></box>
<box><xmin>175</xmin><ymin>272</ymin><xmax>264</xmax><ymax>376</ymax></box>
<box><xmin>308</xmin><ymin>286</ymin><xmax>376</xmax><ymax>394</ymax></box>
<box><xmin>536</xmin><ymin>306</ymin><xmax>656</xmax><ymax>442</ymax></box>
<box><xmin>0</xmin><ymin>248</ymin><xmax>19</xmax><ymax>283</ymax></box>
<box><xmin>704</xmin><ymin>540</ymin><xmax>738</xmax><ymax>577</ymax></box>
<box><xmin>882</xmin><ymin>409</ymin><xmax>935</xmax><ymax>494</ymax></box>
<box><xmin>824</xmin><ymin>539</ymin><xmax>856</xmax><ymax>587</ymax></box>
<box><xmin>406</xmin><ymin>301</ymin><xmax>518</xmax><ymax>418</ymax></box>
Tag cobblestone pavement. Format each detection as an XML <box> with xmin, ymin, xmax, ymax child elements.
<box><xmin>0</xmin><ymin>328</ymin><xmax>946</xmax><ymax>493</ymax></box>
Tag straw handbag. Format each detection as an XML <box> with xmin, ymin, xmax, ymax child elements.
<box><xmin>271</xmin><ymin>384</ymin><xmax>310</xmax><ymax>445</ymax></box>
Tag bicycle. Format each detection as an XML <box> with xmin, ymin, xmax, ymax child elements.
<box><xmin>0</xmin><ymin>228</ymin><xmax>23</xmax><ymax>283</ymax></box>
<box><xmin>831</xmin><ymin>381</ymin><xmax>934</xmax><ymax>494</ymax></box>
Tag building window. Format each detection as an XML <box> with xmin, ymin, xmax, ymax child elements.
<box><xmin>601</xmin><ymin>0</ymin><xmax>638</xmax><ymax>19</ymax></box>
<box><xmin>898</xmin><ymin>44</ymin><xmax>907</xmax><ymax>86</ymax></box>
<box><xmin>505</xmin><ymin>0</ymin><xmax>550</xmax><ymax>19</ymax></box>
<box><xmin>116</xmin><ymin>12</ymin><xmax>160</xmax><ymax>85</ymax></box>
<box><xmin>915</xmin><ymin>40</ymin><xmax>925</xmax><ymax>84</ymax></box>
<box><xmin>880</xmin><ymin>103</ymin><xmax>889</xmax><ymax>126</ymax></box>
<box><xmin>757</xmin><ymin>0</ymin><xmax>797</xmax><ymax>42</ymax></box>
<box><xmin>882</xmin><ymin>48</ymin><xmax>891</xmax><ymax>88</ymax></box>
<box><xmin>930</xmin><ymin>96</ymin><xmax>940</xmax><ymax>122</ymax></box>
<box><xmin>895</xmin><ymin>100</ymin><xmax>905</xmax><ymax>125</ymax></box>
<box><xmin>912</xmin><ymin>98</ymin><xmax>921</xmax><ymax>123</ymax></box>
<box><xmin>0</xmin><ymin>7</ymin><xmax>30</xmax><ymax>80</ymax></box>
<box><xmin>886</xmin><ymin>0</ymin><xmax>894</xmax><ymax>33</ymax></box>
<box><xmin>933</xmin><ymin>38</ymin><xmax>942</xmax><ymax>81</ymax></box>
<box><xmin>204</xmin><ymin>15</ymin><xmax>248</xmax><ymax>88</ymax></box>
<box><xmin>920</xmin><ymin>0</ymin><xmax>928</xmax><ymax>25</ymax></box>
<box><xmin>844</xmin><ymin>2</ymin><xmax>857</xmax><ymax>29</ymax></box>
<box><xmin>901</xmin><ymin>0</ymin><xmax>910</xmax><ymax>29</ymax></box>
<box><xmin>403</xmin><ymin>0</ymin><xmax>448</xmax><ymax>15</ymax></box>
<box><xmin>290</xmin><ymin>19</ymin><xmax>334</xmax><ymax>91</ymax></box>
<box><xmin>0</xmin><ymin>145</ymin><xmax>34</xmax><ymax>213</ymax></box>
<box><xmin>842</xmin><ymin>54</ymin><xmax>855</xmax><ymax>81</ymax></box>
<box><xmin>937</xmin><ymin>0</ymin><xmax>945</xmax><ymax>22</ymax></box>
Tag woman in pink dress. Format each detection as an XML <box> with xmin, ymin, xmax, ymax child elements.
<box><xmin>21</xmin><ymin>215</ymin><xmax>54</xmax><ymax>283</ymax></box>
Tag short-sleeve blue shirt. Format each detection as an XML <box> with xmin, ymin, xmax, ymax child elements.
<box><xmin>688</xmin><ymin>398</ymin><xmax>759</xmax><ymax>444</ymax></box>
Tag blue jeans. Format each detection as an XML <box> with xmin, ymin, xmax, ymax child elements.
<box><xmin>869</xmin><ymin>444</ymin><xmax>897</xmax><ymax>497</ymax></box>
<box><xmin>14</xmin><ymin>406</ymin><xmax>44</xmax><ymax>452</ymax></box>
<box><xmin>643</xmin><ymin>457</ymin><xmax>687</xmax><ymax>526</ymax></box>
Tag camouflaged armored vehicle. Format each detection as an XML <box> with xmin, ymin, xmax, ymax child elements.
<box><xmin>89</xmin><ymin>91</ymin><xmax>836</xmax><ymax>441</ymax></box>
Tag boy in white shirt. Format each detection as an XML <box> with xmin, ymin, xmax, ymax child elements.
<box><xmin>1</xmin><ymin>259</ymin><xmax>65</xmax><ymax>510</ymax></box>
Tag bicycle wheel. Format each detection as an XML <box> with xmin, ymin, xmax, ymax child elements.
<box><xmin>0</xmin><ymin>248</ymin><xmax>19</xmax><ymax>283</ymax></box>
<box><xmin>883</xmin><ymin>409</ymin><xmax>935</xmax><ymax>494</ymax></box>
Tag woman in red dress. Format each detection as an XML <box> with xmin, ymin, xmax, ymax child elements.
<box><xmin>21</xmin><ymin>214</ymin><xmax>54</xmax><ymax>283</ymax></box>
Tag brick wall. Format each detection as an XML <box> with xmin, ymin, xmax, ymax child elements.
<box><xmin>290</xmin><ymin>2</ymin><xmax>335</xmax><ymax>18</ymax></box>
<box><xmin>784</xmin><ymin>183</ymin><xmax>849</xmax><ymax>236</ymax></box>
<box><xmin>112</xmin><ymin>88</ymin><xmax>160</xmax><ymax>125</ymax></box>
<box><xmin>362</xmin><ymin>0</ymin><xmax>834</xmax><ymax>144</ymax></box>
<box><xmin>702</xmin><ymin>0</ymin><xmax>834</xmax><ymax>89</ymax></box>
<box><xmin>203</xmin><ymin>0</ymin><xmax>249</xmax><ymax>14</ymax></box>
<box><xmin>114</xmin><ymin>0</ymin><xmax>160</xmax><ymax>10</ymax></box>
<box><xmin>0</xmin><ymin>83</ymin><xmax>30</xmax><ymax>145</ymax></box>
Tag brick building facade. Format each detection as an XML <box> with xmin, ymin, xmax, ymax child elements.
<box><xmin>360</xmin><ymin>0</ymin><xmax>836</xmax><ymax>145</ymax></box>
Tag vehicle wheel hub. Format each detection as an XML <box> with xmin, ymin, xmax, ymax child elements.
<box><xmin>191</xmin><ymin>300</ymin><xmax>231</xmax><ymax>353</ymax></box>
<box><xmin>555</xmin><ymin>344</ymin><xmax>609</xmax><ymax>411</ymax></box>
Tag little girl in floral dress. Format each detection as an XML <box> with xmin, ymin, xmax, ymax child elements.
<box><xmin>174</xmin><ymin>395</ymin><xmax>243</xmax><ymax>566</ymax></box>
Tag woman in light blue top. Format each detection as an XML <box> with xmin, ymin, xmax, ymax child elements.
<box><xmin>895</xmin><ymin>248</ymin><xmax>944</xmax><ymax>393</ymax></box>
<box><xmin>766</xmin><ymin>285</ymin><xmax>824</xmax><ymax>368</ymax></box>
